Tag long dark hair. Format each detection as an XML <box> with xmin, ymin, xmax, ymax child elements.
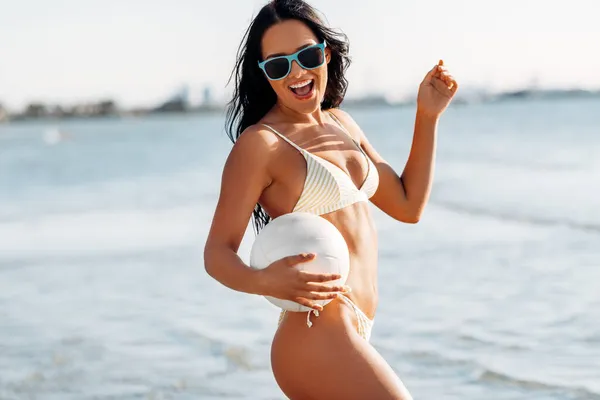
<box><xmin>225</xmin><ymin>0</ymin><xmax>351</xmax><ymax>234</ymax></box>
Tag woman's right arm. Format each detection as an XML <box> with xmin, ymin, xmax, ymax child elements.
<box><xmin>203</xmin><ymin>126</ymin><xmax>274</xmax><ymax>295</ymax></box>
<box><xmin>203</xmin><ymin>126</ymin><xmax>348</xmax><ymax>309</ymax></box>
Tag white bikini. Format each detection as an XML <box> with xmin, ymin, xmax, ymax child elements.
<box><xmin>262</xmin><ymin>111</ymin><xmax>379</xmax><ymax>342</ymax></box>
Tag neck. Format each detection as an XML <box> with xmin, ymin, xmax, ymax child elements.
<box><xmin>273</xmin><ymin>101</ymin><xmax>328</xmax><ymax>126</ymax></box>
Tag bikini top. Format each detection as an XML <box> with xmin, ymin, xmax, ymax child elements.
<box><xmin>262</xmin><ymin>112</ymin><xmax>379</xmax><ymax>215</ymax></box>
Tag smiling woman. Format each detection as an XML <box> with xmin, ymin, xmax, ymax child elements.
<box><xmin>258</xmin><ymin>40</ymin><xmax>326</xmax><ymax>100</ymax></box>
<box><xmin>204</xmin><ymin>0</ymin><xmax>458</xmax><ymax>399</ymax></box>
<box><xmin>259</xmin><ymin>21</ymin><xmax>333</xmax><ymax>112</ymax></box>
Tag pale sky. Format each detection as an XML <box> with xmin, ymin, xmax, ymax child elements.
<box><xmin>1</xmin><ymin>0</ymin><xmax>598</xmax><ymax>109</ymax></box>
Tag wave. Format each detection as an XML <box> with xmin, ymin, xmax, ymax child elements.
<box><xmin>167</xmin><ymin>329</ymin><xmax>262</xmax><ymax>376</ymax></box>
<box><xmin>0</xmin><ymin>206</ymin><xmax>217</xmax><ymax>260</ymax></box>
<box><xmin>401</xmin><ymin>349</ymin><xmax>474</xmax><ymax>368</ymax></box>
<box><xmin>433</xmin><ymin>200</ymin><xmax>600</xmax><ymax>234</ymax></box>
<box><xmin>477</xmin><ymin>369</ymin><xmax>600</xmax><ymax>399</ymax></box>
<box><xmin>457</xmin><ymin>333</ymin><xmax>528</xmax><ymax>351</ymax></box>
<box><xmin>394</xmin><ymin>348</ymin><xmax>600</xmax><ymax>398</ymax></box>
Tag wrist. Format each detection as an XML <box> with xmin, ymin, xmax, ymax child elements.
<box><xmin>416</xmin><ymin>107</ymin><xmax>441</xmax><ymax>122</ymax></box>
<box><xmin>249</xmin><ymin>267</ymin><xmax>269</xmax><ymax>296</ymax></box>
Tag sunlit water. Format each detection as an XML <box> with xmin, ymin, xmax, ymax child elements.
<box><xmin>1</xmin><ymin>98</ymin><xmax>599</xmax><ymax>399</ymax></box>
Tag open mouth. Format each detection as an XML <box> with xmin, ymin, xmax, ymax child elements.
<box><xmin>289</xmin><ymin>79</ymin><xmax>315</xmax><ymax>99</ymax></box>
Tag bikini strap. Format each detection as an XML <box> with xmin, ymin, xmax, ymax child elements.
<box><xmin>327</xmin><ymin>110</ymin><xmax>352</xmax><ymax>137</ymax></box>
<box><xmin>328</xmin><ymin>111</ymin><xmax>372</xmax><ymax>168</ymax></box>
<box><xmin>328</xmin><ymin>111</ymin><xmax>365</xmax><ymax>149</ymax></box>
<box><xmin>278</xmin><ymin>308</ymin><xmax>320</xmax><ymax>328</ymax></box>
<box><xmin>261</xmin><ymin>123</ymin><xmax>306</xmax><ymax>154</ymax></box>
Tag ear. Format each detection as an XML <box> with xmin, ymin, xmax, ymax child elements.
<box><xmin>325</xmin><ymin>47</ymin><xmax>332</xmax><ymax>64</ymax></box>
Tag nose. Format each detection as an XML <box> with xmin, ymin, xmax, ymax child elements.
<box><xmin>289</xmin><ymin>60</ymin><xmax>307</xmax><ymax>78</ymax></box>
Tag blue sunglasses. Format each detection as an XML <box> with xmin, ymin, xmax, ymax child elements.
<box><xmin>258</xmin><ymin>41</ymin><xmax>327</xmax><ymax>81</ymax></box>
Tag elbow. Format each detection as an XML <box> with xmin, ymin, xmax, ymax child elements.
<box><xmin>390</xmin><ymin>188</ymin><xmax>426</xmax><ymax>224</ymax></box>
<box><xmin>391</xmin><ymin>211</ymin><xmax>421</xmax><ymax>224</ymax></box>
<box><xmin>203</xmin><ymin>240</ymin><xmax>235</xmax><ymax>280</ymax></box>
<box><xmin>402</xmin><ymin>215</ymin><xmax>421</xmax><ymax>224</ymax></box>
<box><xmin>395</xmin><ymin>205</ymin><xmax>424</xmax><ymax>224</ymax></box>
<box><xmin>402</xmin><ymin>199</ymin><xmax>427</xmax><ymax>223</ymax></box>
<box><xmin>399</xmin><ymin>213</ymin><xmax>421</xmax><ymax>224</ymax></box>
<box><xmin>203</xmin><ymin>244</ymin><xmax>216</xmax><ymax>278</ymax></box>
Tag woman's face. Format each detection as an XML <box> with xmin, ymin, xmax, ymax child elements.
<box><xmin>260</xmin><ymin>19</ymin><xmax>331</xmax><ymax>114</ymax></box>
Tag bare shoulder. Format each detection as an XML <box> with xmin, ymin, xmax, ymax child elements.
<box><xmin>230</xmin><ymin>124</ymin><xmax>279</xmax><ymax>155</ymax></box>
<box><xmin>207</xmin><ymin>124</ymin><xmax>280</xmax><ymax>252</ymax></box>
<box><xmin>220</xmin><ymin>124</ymin><xmax>282</xmax><ymax>190</ymax></box>
<box><xmin>225</xmin><ymin>124</ymin><xmax>281</xmax><ymax>168</ymax></box>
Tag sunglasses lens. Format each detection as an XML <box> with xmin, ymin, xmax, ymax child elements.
<box><xmin>298</xmin><ymin>47</ymin><xmax>324</xmax><ymax>69</ymax></box>
<box><xmin>264</xmin><ymin>58</ymin><xmax>290</xmax><ymax>80</ymax></box>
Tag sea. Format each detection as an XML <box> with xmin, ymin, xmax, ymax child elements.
<box><xmin>0</xmin><ymin>97</ymin><xmax>599</xmax><ymax>400</ymax></box>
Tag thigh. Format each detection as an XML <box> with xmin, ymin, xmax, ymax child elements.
<box><xmin>271</xmin><ymin>308</ymin><xmax>413</xmax><ymax>400</ymax></box>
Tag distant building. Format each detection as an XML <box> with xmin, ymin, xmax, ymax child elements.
<box><xmin>203</xmin><ymin>86</ymin><xmax>213</xmax><ymax>106</ymax></box>
<box><xmin>97</xmin><ymin>100</ymin><xmax>117</xmax><ymax>116</ymax></box>
<box><xmin>153</xmin><ymin>85</ymin><xmax>191</xmax><ymax>113</ymax></box>
<box><xmin>24</xmin><ymin>103</ymin><xmax>47</xmax><ymax>118</ymax></box>
<box><xmin>178</xmin><ymin>84</ymin><xmax>190</xmax><ymax>107</ymax></box>
<box><xmin>154</xmin><ymin>98</ymin><xmax>187</xmax><ymax>113</ymax></box>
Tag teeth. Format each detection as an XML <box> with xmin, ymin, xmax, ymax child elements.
<box><xmin>289</xmin><ymin>80</ymin><xmax>312</xmax><ymax>89</ymax></box>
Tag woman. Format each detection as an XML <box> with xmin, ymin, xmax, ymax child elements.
<box><xmin>204</xmin><ymin>0</ymin><xmax>458</xmax><ymax>398</ymax></box>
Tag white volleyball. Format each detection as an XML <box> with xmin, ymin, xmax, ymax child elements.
<box><xmin>249</xmin><ymin>212</ymin><xmax>350</xmax><ymax>312</ymax></box>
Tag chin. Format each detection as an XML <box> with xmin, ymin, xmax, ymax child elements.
<box><xmin>294</xmin><ymin>98</ymin><xmax>322</xmax><ymax>114</ymax></box>
<box><xmin>277</xmin><ymin>78</ymin><xmax>325</xmax><ymax>114</ymax></box>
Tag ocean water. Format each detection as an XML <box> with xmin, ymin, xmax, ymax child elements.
<box><xmin>0</xmin><ymin>98</ymin><xmax>599</xmax><ymax>400</ymax></box>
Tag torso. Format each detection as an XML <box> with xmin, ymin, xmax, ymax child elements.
<box><xmin>257</xmin><ymin>109</ymin><xmax>379</xmax><ymax>318</ymax></box>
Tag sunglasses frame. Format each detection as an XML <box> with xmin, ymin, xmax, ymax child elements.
<box><xmin>258</xmin><ymin>41</ymin><xmax>327</xmax><ymax>81</ymax></box>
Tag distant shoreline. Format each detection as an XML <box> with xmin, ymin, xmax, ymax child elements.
<box><xmin>1</xmin><ymin>88</ymin><xmax>598</xmax><ymax>124</ymax></box>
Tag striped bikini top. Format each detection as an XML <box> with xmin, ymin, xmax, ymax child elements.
<box><xmin>262</xmin><ymin>113</ymin><xmax>379</xmax><ymax>216</ymax></box>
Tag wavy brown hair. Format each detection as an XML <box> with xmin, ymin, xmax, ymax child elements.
<box><xmin>225</xmin><ymin>0</ymin><xmax>351</xmax><ymax>234</ymax></box>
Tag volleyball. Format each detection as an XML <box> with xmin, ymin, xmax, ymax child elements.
<box><xmin>249</xmin><ymin>212</ymin><xmax>350</xmax><ymax>312</ymax></box>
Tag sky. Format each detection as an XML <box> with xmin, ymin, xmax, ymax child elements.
<box><xmin>1</xmin><ymin>0</ymin><xmax>599</xmax><ymax>110</ymax></box>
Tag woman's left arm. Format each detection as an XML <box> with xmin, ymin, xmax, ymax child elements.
<box><xmin>333</xmin><ymin>60</ymin><xmax>458</xmax><ymax>223</ymax></box>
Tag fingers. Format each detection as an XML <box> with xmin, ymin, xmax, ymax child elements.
<box><xmin>432</xmin><ymin>61</ymin><xmax>458</xmax><ymax>92</ymax></box>
<box><xmin>437</xmin><ymin>76</ymin><xmax>455</xmax><ymax>90</ymax></box>
<box><xmin>424</xmin><ymin>58</ymin><xmax>445</xmax><ymax>81</ymax></box>
<box><xmin>439</xmin><ymin>71</ymin><xmax>456</xmax><ymax>89</ymax></box>
<box><xmin>294</xmin><ymin>297</ymin><xmax>324</xmax><ymax>311</ymax></box>
<box><xmin>423</xmin><ymin>64</ymin><xmax>439</xmax><ymax>81</ymax></box>
<box><xmin>293</xmin><ymin>290</ymin><xmax>345</xmax><ymax>311</ymax></box>
<box><xmin>304</xmin><ymin>282</ymin><xmax>350</xmax><ymax>293</ymax></box>
<box><xmin>427</xmin><ymin>60</ymin><xmax>457</xmax><ymax>89</ymax></box>
<box><xmin>299</xmin><ymin>271</ymin><xmax>342</xmax><ymax>283</ymax></box>
<box><xmin>298</xmin><ymin>291</ymin><xmax>340</xmax><ymax>301</ymax></box>
<box><xmin>430</xmin><ymin>61</ymin><xmax>458</xmax><ymax>97</ymax></box>
<box><xmin>282</xmin><ymin>253</ymin><xmax>315</xmax><ymax>266</ymax></box>
<box><xmin>449</xmin><ymin>77</ymin><xmax>459</xmax><ymax>93</ymax></box>
<box><xmin>425</xmin><ymin>59</ymin><xmax>450</xmax><ymax>83</ymax></box>
<box><xmin>431</xmin><ymin>77</ymin><xmax>453</xmax><ymax>98</ymax></box>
